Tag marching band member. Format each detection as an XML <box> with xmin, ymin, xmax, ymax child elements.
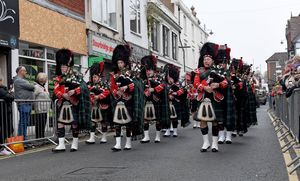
<box><xmin>163</xmin><ymin>64</ymin><xmax>186</xmax><ymax>137</ymax></box>
<box><xmin>140</xmin><ymin>55</ymin><xmax>167</xmax><ymax>143</ymax></box>
<box><xmin>110</xmin><ymin>45</ymin><xmax>135</xmax><ymax>151</ymax></box>
<box><xmin>194</xmin><ymin>42</ymin><xmax>228</xmax><ymax>152</ymax></box>
<box><xmin>86</xmin><ymin>62</ymin><xmax>113</xmax><ymax>144</ymax></box>
<box><xmin>52</xmin><ymin>48</ymin><xmax>91</xmax><ymax>152</ymax></box>
<box><xmin>214</xmin><ymin>45</ymin><xmax>236</xmax><ymax>144</ymax></box>
<box><xmin>243</xmin><ymin>63</ymin><xmax>258</xmax><ymax>128</ymax></box>
<box><xmin>187</xmin><ymin>72</ymin><xmax>200</xmax><ymax>129</ymax></box>
<box><xmin>229</xmin><ymin>58</ymin><xmax>247</xmax><ymax>136</ymax></box>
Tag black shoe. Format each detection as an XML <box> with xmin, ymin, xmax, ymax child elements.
<box><xmin>212</xmin><ymin>148</ymin><xmax>218</xmax><ymax>152</ymax></box>
<box><xmin>232</xmin><ymin>133</ymin><xmax>237</xmax><ymax>137</ymax></box>
<box><xmin>140</xmin><ymin>140</ymin><xmax>150</xmax><ymax>144</ymax></box>
<box><xmin>163</xmin><ymin>135</ymin><xmax>170</xmax><ymax>137</ymax></box>
<box><xmin>193</xmin><ymin>126</ymin><xmax>197</xmax><ymax>129</ymax></box>
<box><xmin>173</xmin><ymin>135</ymin><xmax>178</xmax><ymax>137</ymax></box>
<box><xmin>70</xmin><ymin>148</ymin><xmax>77</xmax><ymax>152</ymax></box>
<box><xmin>238</xmin><ymin>134</ymin><xmax>243</xmax><ymax>137</ymax></box>
<box><xmin>85</xmin><ymin>141</ymin><xmax>95</xmax><ymax>145</ymax></box>
<box><xmin>123</xmin><ymin>147</ymin><xmax>131</xmax><ymax>151</ymax></box>
<box><xmin>52</xmin><ymin>148</ymin><xmax>66</xmax><ymax>153</ymax></box>
<box><xmin>218</xmin><ymin>141</ymin><xmax>224</xmax><ymax>144</ymax></box>
<box><xmin>100</xmin><ymin>141</ymin><xmax>107</xmax><ymax>144</ymax></box>
<box><xmin>111</xmin><ymin>147</ymin><xmax>121</xmax><ymax>152</ymax></box>
<box><xmin>225</xmin><ymin>140</ymin><xmax>232</xmax><ymax>144</ymax></box>
<box><xmin>154</xmin><ymin>140</ymin><xmax>160</xmax><ymax>143</ymax></box>
<box><xmin>200</xmin><ymin>146</ymin><xmax>210</xmax><ymax>152</ymax></box>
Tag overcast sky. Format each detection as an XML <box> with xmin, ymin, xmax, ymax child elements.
<box><xmin>184</xmin><ymin>0</ymin><xmax>300</xmax><ymax>73</ymax></box>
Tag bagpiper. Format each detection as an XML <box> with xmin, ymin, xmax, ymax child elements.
<box><xmin>187</xmin><ymin>71</ymin><xmax>200</xmax><ymax>129</ymax></box>
<box><xmin>140</xmin><ymin>55</ymin><xmax>168</xmax><ymax>143</ymax></box>
<box><xmin>163</xmin><ymin>64</ymin><xmax>187</xmax><ymax>137</ymax></box>
<box><xmin>52</xmin><ymin>48</ymin><xmax>91</xmax><ymax>152</ymax></box>
<box><xmin>214</xmin><ymin>44</ymin><xmax>236</xmax><ymax>144</ymax></box>
<box><xmin>110</xmin><ymin>45</ymin><xmax>135</xmax><ymax>151</ymax></box>
<box><xmin>193</xmin><ymin>42</ymin><xmax>228</xmax><ymax>152</ymax></box>
<box><xmin>86</xmin><ymin>62</ymin><xmax>113</xmax><ymax>144</ymax></box>
<box><xmin>229</xmin><ymin>58</ymin><xmax>247</xmax><ymax>136</ymax></box>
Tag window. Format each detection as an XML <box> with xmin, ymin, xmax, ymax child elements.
<box><xmin>19</xmin><ymin>57</ymin><xmax>44</xmax><ymax>83</ymax></box>
<box><xmin>151</xmin><ymin>20</ymin><xmax>159</xmax><ymax>51</ymax></box>
<box><xmin>92</xmin><ymin>0</ymin><xmax>117</xmax><ymax>30</ymax></box>
<box><xmin>172</xmin><ymin>32</ymin><xmax>178</xmax><ymax>60</ymax></box>
<box><xmin>130</xmin><ymin>0</ymin><xmax>141</xmax><ymax>34</ymax></box>
<box><xmin>192</xmin><ymin>24</ymin><xmax>194</xmax><ymax>40</ymax></box>
<box><xmin>183</xmin><ymin>16</ymin><xmax>187</xmax><ymax>34</ymax></box>
<box><xmin>163</xmin><ymin>25</ymin><xmax>169</xmax><ymax>56</ymax></box>
<box><xmin>192</xmin><ymin>49</ymin><xmax>195</xmax><ymax>64</ymax></box>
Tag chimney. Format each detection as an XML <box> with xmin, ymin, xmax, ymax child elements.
<box><xmin>191</xmin><ymin>6</ymin><xmax>197</xmax><ymax>17</ymax></box>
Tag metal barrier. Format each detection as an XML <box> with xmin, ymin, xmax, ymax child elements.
<box><xmin>269</xmin><ymin>88</ymin><xmax>300</xmax><ymax>174</ymax></box>
<box><xmin>0</xmin><ymin>99</ymin><xmax>57</xmax><ymax>154</ymax></box>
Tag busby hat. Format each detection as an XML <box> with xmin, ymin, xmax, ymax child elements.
<box><xmin>112</xmin><ymin>44</ymin><xmax>131</xmax><ymax>73</ymax></box>
<box><xmin>215</xmin><ymin>44</ymin><xmax>231</xmax><ymax>65</ymax></box>
<box><xmin>230</xmin><ymin>57</ymin><xmax>244</xmax><ymax>73</ymax></box>
<box><xmin>198</xmin><ymin>42</ymin><xmax>219</xmax><ymax>68</ymax></box>
<box><xmin>55</xmin><ymin>48</ymin><xmax>74</xmax><ymax>76</ymax></box>
<box><xmin>242</xmin><ymin>61</ymin><xmax>252</xmax><ymax>75</ymax></box>
<box><xmin>90</xmin><ymin>62</ymin><xmax>104</xmax><ymax>78</ymax></box>
<box><xmin>164</xmin><ymin>63</ymin><xmax>180</xmax><ymax>83</ymax></box>
<box><xmin>141</xmin><ymin>55</ymin><xmax>157</xmax><ymax>71</ymax></box>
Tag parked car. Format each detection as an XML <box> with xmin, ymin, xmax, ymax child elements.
<box><xmin>256</xmin><ymin>89</ymin><xmax>267</xmax><ymax>105</ymax></box>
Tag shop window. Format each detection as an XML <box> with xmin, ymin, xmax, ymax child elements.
<box><xmin>19</xmin><ymin>42</ymin><xmax>45</xmax><ymax>59</ymax></box>
<box><xmin>92</xmin><ymin>0</ymin><xmax>117</xmax><ymax>30</ymax></box>
<box><xmin>19</xmin><ymin>57</ymin><xmax>44</xmax><ymax>83</ymax></box>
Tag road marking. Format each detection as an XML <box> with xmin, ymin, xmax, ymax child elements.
<box><xmin>268</xmin><ymin>111</ymin><xmax>299</xmax><ymax>181</ymax></box>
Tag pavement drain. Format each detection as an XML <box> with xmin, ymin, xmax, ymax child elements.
<box><xmin>66</xmin><ymin>166</ymin><xmax>127</xmax><ymax>176</ymax></box>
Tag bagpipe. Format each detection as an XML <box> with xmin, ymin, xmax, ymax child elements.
<box><xmin>207</xmin><ymin>66</ymin><xmax>227</xmax><ymax>102</ymax></box>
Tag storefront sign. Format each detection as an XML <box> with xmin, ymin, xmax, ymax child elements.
<box><xmin>88</xmin><ymin>33</ymin><xmax>117</xmax><ymax>59</ymax></box>
<box><xmin>0</xmin><ymin>0</ymin><xmax>19</xmax><ymax>48</ymax></box>
<box><xmin>88</xmin><ymin>56</ymin><xmax>104</xmax><ymax>67</ymax></box>
<box><xmin>20</xmin><ymin>48</ymin><xmax>44</xmax><ymax>59</ymax></box>
<box><xmin>128</xmin><ymin>42</ymin><xmax>150</xmax><ymax>62</ymax></box>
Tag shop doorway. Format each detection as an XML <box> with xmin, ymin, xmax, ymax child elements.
<box><xmin>0</xmin><ymin>47</ymin><xmax>10</xmax><ymax>87</ymax></box>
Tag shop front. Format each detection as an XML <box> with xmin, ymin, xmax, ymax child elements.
<box><xmin>0</xmin><ymin>0</ymin><xmax>19</xmax><ymax>87</ymax></box>
<box><xmin>18</xmin><ymin>42</ymin><xmax>82</xmax><ymax>97</ymax></box>
<box><xmin>88</xmin><ymin>31</ymin><xmax>119</xmax><ymax>80</ymax></box>
<box><xmin>16</xmin><ymin>0</ymin><xmax>87</xmax><ymax>95</ymax></box>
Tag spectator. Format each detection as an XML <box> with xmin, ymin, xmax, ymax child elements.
<box><xmin>33</xmin><ymin>73</ymin><xmax>50</xmax><ymax>140</ymax></box>
<box><xmin>14</xmin><ymin>66</ymin><xmax>34</xmax><ymax>140</ymax></box>
<box><xmin>0</xmin><ymin>77</ymin><xmax>14</xmax><ymax>155</ymax></box>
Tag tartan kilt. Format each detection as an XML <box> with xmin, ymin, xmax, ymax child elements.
<box><xmin>204</xmin><ymin>93</ymin><xmax>225</xmax><ymax>123</ymax></box>
<box><xmin>100</xmin><ymin>108</ymin><xmax>113</xmax><ymax>124</ymax></box>
<box><xmin>235</xmin><ymin>94</ymin><xmax>247</xmax><ymax>133</ymax></box>
<box><xmin>190</xmin><ymin>99</ymin><xmax>199</xmax><ymax>113</ymax></box>
<box><xmin>248</xmin><ymin>91</ymin><xmax>257</xmax><ymax>125</ymax></box>
<box><xmin>57</xmin><ymin>104</ymin><xmax>79</xmax><ymax>125</ymax></box>
<box><xmin>172</xmin><ymin>100</ymin><xmax>182</xmax><ymax>120</ymax></box>
<box><xmin>111</xmin><ymin>98</ymin><xmax>134</xmax><ymax>125</ymax></box>
<box><xmin>144</xmin><ymin>101</ymin><xmax>162</xmax><ymax>122</ymax></box>
<box><xmin>212</xmin><ymin>100</ymin><xmax>225</xmax><ymax>124</ymax></box>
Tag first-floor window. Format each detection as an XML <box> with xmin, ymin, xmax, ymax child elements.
<box><xmin>163</xmin><ymin>25</ymin><xmax>169</xmax><ymax>56</ymax></box>
<box><xmin>172</xmin><ymin>32</ymin><xmax>177</xmax><ymax>60</ymax></box>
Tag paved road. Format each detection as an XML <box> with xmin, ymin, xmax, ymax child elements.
<box><xmin>0</xmin><ymin>105</ymin><xmax>288</xmax><ymax>181</ymax></box>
